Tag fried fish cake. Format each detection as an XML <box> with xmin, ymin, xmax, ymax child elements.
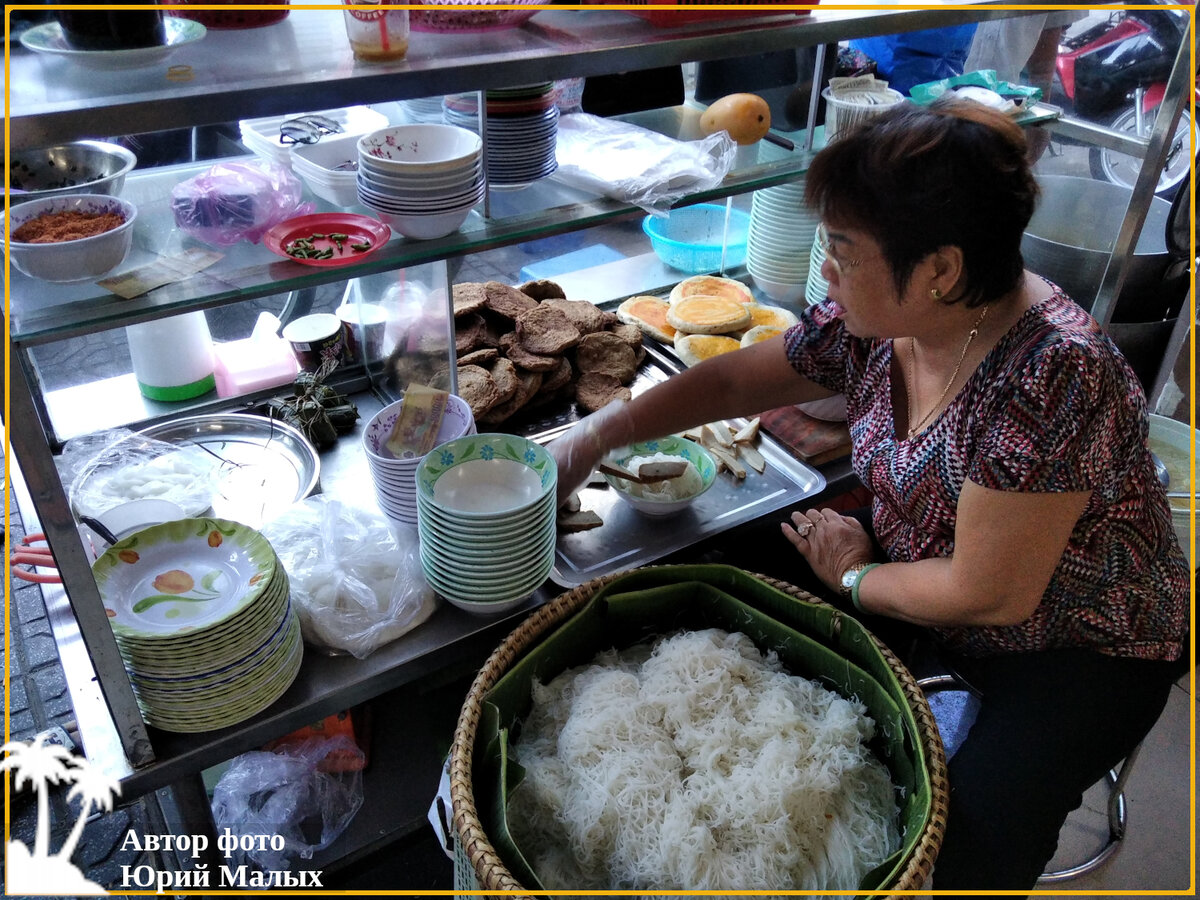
<box><xmin>452</xmin><ymin>282</ymin><xmax>488</xmax><ymax>317</ymax></box>
<box><xmin>540</xmin><ymin>298</ymin><xmax>619</xmax><ymax>335</ymax></box>
<box><xmin>456</xmin><ymin>364</ymin><xmax>501</xmax><ymax>417</ymax></box>
<box><xmin>483</xmin><ymin>280</ymin><xmax>539</xmax><ymax>319</ymax></box>
<box><xmin>517</xmin><ymin>279</ymin><xmax>568</xmax><ymax>301</ymax></box>
<box><xmin>499</xmin><ymin>332</ymin><xmax>562</xmax><ymax>373</ymax></box>
<box><xmin>574</xmin><ymin>331</ymin><xmax>638</xmax><ymax>383</ymax></box>
<box><xmin>575</xmin><ymin>372</ymin><xmax>632</xmax><ymax>413</ymax></box>
<box><xmin>515</xmin><ymin>305</ymin><xmax>582</xmax><ymax>356</ymax></box>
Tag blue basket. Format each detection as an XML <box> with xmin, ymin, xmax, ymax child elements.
<box><xmin>642</xmin><ymin>204</ymin><xmax>750</xmax><ymax>274</ymax></box>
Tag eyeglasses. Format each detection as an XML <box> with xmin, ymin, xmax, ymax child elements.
<box><xmin>816</xmin><ymin>225</ymin><xmax>865</xmax><ymax>275</ymax></box>
<box><xmin>279</xmin><ymin>115</ymin><xmax>344</xmax><ymax>145</ymax></box>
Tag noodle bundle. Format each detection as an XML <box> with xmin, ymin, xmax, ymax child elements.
<box><xmin>508</xmin><ymin>628</ymin><xmax>900</xmax><ymax>895</ymax></box>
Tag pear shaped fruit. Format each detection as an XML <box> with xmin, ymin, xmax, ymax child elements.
<box><xmin>699</xmin><ymin>93</ymin><xmax>771</xmax><ymax>145</ymax></box>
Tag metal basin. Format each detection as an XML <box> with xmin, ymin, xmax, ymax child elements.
<box><xmin>1021</xmin><ymin>175</ymin><xmax>1177</xmax><ymax>320</ymax></box>
<box><xmin>8</xmin><ymin>140</ymin><xmax>137</xmax><ymax>204</ymax></box>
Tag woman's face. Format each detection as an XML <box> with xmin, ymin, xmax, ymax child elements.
<box><xmin>818</xmin><ymin>223</ymin><xmax>914</xmax><ymax>338</ymax></box>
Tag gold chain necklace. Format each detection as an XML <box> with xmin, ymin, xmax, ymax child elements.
<box><xmin>905</xmin><ymin>304</ymin><xmax>990</xmax><ymax>438</ymax></box>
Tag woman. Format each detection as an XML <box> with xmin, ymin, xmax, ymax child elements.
<box><xmin>550</xmin><ymin>97</ymin><xmax>1189</xmax><ymax>893</ymax></box>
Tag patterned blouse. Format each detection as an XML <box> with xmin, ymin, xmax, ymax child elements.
<box><xmin>783</xmin><ymin>290</ymin><xmax>1188</xmax><ymax>661</ymax></box>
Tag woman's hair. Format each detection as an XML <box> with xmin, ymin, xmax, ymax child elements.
<box><xmin>805</xmin><ymin>96</ymin><xmax>1039</xmax><ymax>307</ymax></box>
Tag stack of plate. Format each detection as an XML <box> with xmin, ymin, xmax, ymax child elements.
<box><xmin>806</xmin><ymin>228</ymin><xmax>832</xmax><ymax>307</ymax></box>
<box><xmin>399</xmin><ymin>96</ymin><xmax>447</xmax><ymax>124</ymax></box>
<box><xmin>239</xmin><ymin>105</ymin><xmax>389</xmax><ymax>169</ymax></box>
<box><xmin>415</xmin><ymin>433</ymin><xmax>557</xmax><ymax>614</ymax></box>
<box><xmin>443</xmin><ymin>84</ymin><xmax>558</xmax><ymax>188</ymax></box>
<box><xmin>92</xmin><ymin>518</ymin><xmax>301</xmax><ymax>733</ymax></box>
<box><xmin>357</xmin><ymin>124</ymin><xmax>485</xmax><ymax>240</ymax></box>
<box><xmin>746</xmin><ymin>179</ymin><xmax>819</xmax><ymax>307</ymax></box>
<box><xmin>361</xmin><ymin>393</ymin><xmax>476</xmax><ymax>527</ymax></box>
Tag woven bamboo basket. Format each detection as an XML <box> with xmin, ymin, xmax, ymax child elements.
<box><xmin>449</xmin><ymin>568</ymin><xmax>949</xmax><ymax>895</ymax></box>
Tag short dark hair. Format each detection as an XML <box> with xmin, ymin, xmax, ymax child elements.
<box><xmin>805</xmin><ymin>96</ymin><xmax>1039</xmax><ymax>308</ymax></box>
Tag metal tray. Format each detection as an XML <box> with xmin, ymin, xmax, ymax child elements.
<box><xmin>103</xmin><ymin>413</ymin><xmax>321</xmax><ymax>529</ymax></box>
<box><xmin>537</xmin><ymin>343</ymin><xmax>825</xmax><ymax>587</ymax></box>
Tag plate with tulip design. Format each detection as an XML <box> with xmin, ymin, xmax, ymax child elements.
<box><xmin>92</xmin><ymin>517</ymin><xmax>276</xmax><ymax>640</ymax></box>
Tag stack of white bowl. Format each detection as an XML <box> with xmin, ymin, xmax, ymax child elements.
<box><xmin>442</xmin><ymin>84</ymin><xmax>558</xmax><ymax>188</ymax></box>
<box><xmin>746</xmin><ymin>178</ymin><xmax>819</xmax><ymax>307</ymax></box>
<box><xmin>399</xmin><ymin>96</ymin><xmax>447</xmax><ymax>124</ymax></box>
<box><xmin>356</xmin><ymin>124</ymin><xmax>485</xmax><ymax>240</ymax></box>
<box><xmin>806</xmin><ymin>228</ymin><xmax>832</xmax><ymax>307</ymax></box>
<box><xmin>415</xmin><ymin>433</ymin><xmax>557</xmax><ymax>614</ymax></box>
<box><xmin>361</xmin><ymin>393</ymin><xmax>476</xmax><ymax>527</ymax></box>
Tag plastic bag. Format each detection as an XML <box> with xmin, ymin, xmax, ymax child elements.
<box><xmin>210</xmin><ymin>736</ymin><xmax>365</xmax><ymax>872</ymax></box>
<box><xmin>63</xmin><ymin>427</ymin><xmax>219</xmax><ymax>520</ymax></box>
<box><xmin>552</xmin><ymin>113</ymin><xmax>737</xmax><ymax>216</ymax></box>
<box><xmin>171</xmin><ymin>159</ymin><xmax>313</xmax><ymax>246</ymax></box>
<box><xmin>261</xmin><ymin>496</ymin><xmax>437</xmax><ymax>658</ymax></box>
<box><xmin>909</xmin><ymin>69</ymin><xmax>1043</xmax><ymax>111</ymax></box>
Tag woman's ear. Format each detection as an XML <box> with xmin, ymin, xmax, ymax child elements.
<box><xmin>928</xmin><ymin>245</ymin><xmax>965</xmax><ymax>299</ymax></box>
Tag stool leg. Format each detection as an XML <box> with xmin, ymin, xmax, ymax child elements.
<box><xmin>1037</xmin><ymin>742</ymin><xmax>1142</xmax><ymax>883</ymax></box>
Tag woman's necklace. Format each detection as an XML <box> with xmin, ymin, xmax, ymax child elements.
<box><xmin>905</xmin><ymin>304</ymin><xmax>990</xmax><ymax>438</ymax></box>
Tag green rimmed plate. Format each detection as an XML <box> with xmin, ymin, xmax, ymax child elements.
<box><xmin>416</xmin><ymin>433</ymin><xmax>556</xmax><ymax>517</ymax></box>
<box><xmin>93</xmin><ymin>517</ymin><xmax>277</xmax><ymax>640</ymax></box>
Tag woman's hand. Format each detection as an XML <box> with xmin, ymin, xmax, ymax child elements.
<box><xmin>547</xmin><ymin>400</ymin><xmax>635</xmax><ymax>507</ymax></box>
<box><xmin>782</xmin><ymin>507</ymin><xmax>874</xmax><ymax>595</ymax></box>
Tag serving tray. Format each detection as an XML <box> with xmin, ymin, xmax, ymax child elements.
<box><xmin>534</xmin><ymin>341</ymin><xmax>825</xmax><ymax>587</ymax></box>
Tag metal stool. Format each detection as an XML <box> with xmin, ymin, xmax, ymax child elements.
<box><xmin>917</xmin><ymin>670</ymin><xmax>1139</xmax><ymax>883</ymax></box>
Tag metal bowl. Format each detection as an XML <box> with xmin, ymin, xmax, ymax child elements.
<box><xmin>8</xmin><ymin>140</ymin><xmax>137</xmax><ymax>205</ymax></box>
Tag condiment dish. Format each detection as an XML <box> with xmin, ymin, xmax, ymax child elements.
<box><xmin>604</xmin><ymin>436</ymin><xmax>717</xmax><ymax>517</ymax></box>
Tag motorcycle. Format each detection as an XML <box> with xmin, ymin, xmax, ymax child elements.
<box><xmin>1053</xmin><ymin>3</ymin><xmax>1195</xmax><ymax>199</ymax></box>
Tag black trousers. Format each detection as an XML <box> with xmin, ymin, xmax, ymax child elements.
<box><xmin>679</xmin><ymin>510</ymin><xmax>1182</xmax><ymax>895</ymax></box>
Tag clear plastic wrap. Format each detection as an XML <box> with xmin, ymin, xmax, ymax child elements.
<box><xmin>210</xmin><ymin>736</ymin><xmax>365</xmax><ymax>872</ymax></box>
<box><xmin>552</xmin><ymin>113</ymin><xmax>737</xmax><ymax>216</ymax></box>
<box><xmin>63</xmin><ymin>427</ymin><xmax>219</xmax><ymax>520</ymax></box>
<box><xmin>261</xmin><ymin>496</ymin><xmax>437</xmax><ymax>658</ymax></box>
<box><xmin>170</xmin><ymin>159</ymin><xmax>314</xmax><ymax>246</ymax></box>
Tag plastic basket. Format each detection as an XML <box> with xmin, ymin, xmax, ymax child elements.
<box><xmin>642</xmin><ymin>203</ymin><xmax>750</xmax><ymax>274</ymax></box>
<box><xmin>618</xmin><ymin>1</ymin><xmax>811</xmax><ymax>27</ymax></box>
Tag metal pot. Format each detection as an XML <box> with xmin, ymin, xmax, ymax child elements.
<box><xmin>1021</xmin><ymin>175</ymin><xmax>1182</xmax><ymax>321</ymax></box>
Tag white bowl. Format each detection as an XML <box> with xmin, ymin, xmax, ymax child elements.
<box><xmin>368</xmin><ymin>200</ymin><xmax>479</xmax><ymax>241</ymax></box>
<box><xmin>362</xmin><ymin>393</ymin><xmax>475</xmax><ymax>464</ymax></box>
<box><xmin>356</xmin><ymin>180</ymin><xmax>485</xmax><ymax>213</ymax></box>
<box><xmin>748</xmin><ymin>268</ymin><xmax>807</xmax><ymax>305</ymax></box>
<box><xmin>358</xmin><ymin>124</ymin><xmax>483</xmax><ymax>172</ymax></box>
<box><xmin>416</xmin><ymin>432</ymin><xmax>556</xmax><ymax>517</ymax></box>
<box><xmin>358</xmin><ymin>155</ymin><xmax>481</xmax><ymax>187</ymax></box>
<box><xmin>3</xmin><ymin>193</ymin><xmax>137</xmax><ymax>283</ymax></box>
<box><xmin>603</xmin><ymin>436</ymin><xmax>717</xmax><ymax>518</ymax></box>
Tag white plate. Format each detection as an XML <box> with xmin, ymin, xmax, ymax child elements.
<box><xmin>20</xmin><ymin>18</ymin><xmax>206</xmax><ymax>70</ymax></box>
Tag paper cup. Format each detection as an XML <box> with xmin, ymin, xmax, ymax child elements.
<box><xmin>337</xmin><ymin>302</ymin><xmax>388</xmax><ymax>363</ymax></box>
<box><xmin>282</xmin><ymin>313</ymin><xmax>345</xmax><ymax>373</ymax></box>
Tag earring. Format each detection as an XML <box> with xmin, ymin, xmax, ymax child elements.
<box><xmin>930</xmin><ymin>288</ymin><xmax>943</xmax><ymax>300</ymax></box>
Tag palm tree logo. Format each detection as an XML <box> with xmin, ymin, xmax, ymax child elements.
<box><xmin>3</xmin><ymin>733</ymin><xmax>120</xmax><ymax>895</ymax></box>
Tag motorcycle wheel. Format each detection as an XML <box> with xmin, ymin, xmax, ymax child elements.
<box><xmin>1089</xmin><ymin>104</ymin><xmax>1194</xmax><ymax>199</ymax></box>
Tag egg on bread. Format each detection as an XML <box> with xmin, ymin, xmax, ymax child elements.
<box><xmin>739</xmin><ymin>324</ymin><xmax>785</xmax><ymax>347</ymax></box>
<box><xmin>666</xmin><ymin>295</ymin><xmax>753</xmax><ymax>335</ymax></box>
<box><xmin>668</xmin><ymin>274</ymin><xmax>755</xmax><ymax>306</ymax></box>
<box><xmin>616</xmin><ymin>295</ymin><xmax>677</xmax><ymax>344</ymax></box>
<box><xmin>737</xmin><ymin>302</ymin><xmax>800</xmax><ymax>333</ymax></box>
<box><xmin>675</xmin><ymin>333</ymin><xmax>741</xmax><ymax>368</ymax></box>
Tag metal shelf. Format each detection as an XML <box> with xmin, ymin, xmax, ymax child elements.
<box><xmin>6</xmin><ymin>5</ymin><xmax>1023</xmax><ymax>150</ymax></box>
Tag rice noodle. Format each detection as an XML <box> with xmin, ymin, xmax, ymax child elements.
<box><xmin>508</xmin><ymin>629</ymin><xmax>900</xmax><ymax>896</ymax></box>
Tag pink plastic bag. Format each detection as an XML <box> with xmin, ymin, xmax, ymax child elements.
<box><xmin>171</xmin><ymin>160</ymin><xmax>313</xmax><ymax>246</ymax></box>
